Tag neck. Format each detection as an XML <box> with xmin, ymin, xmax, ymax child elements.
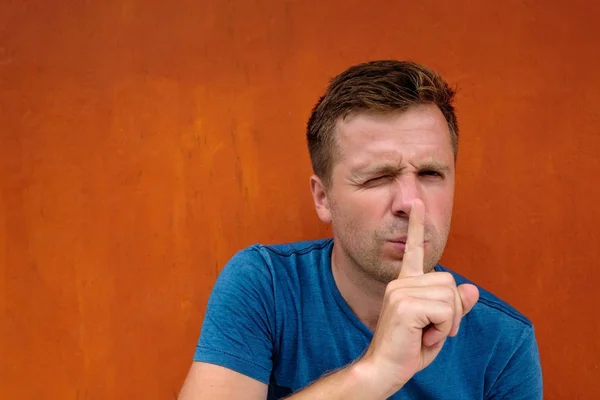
<box><xmin>330</xmin><ymin>244</ymin><xmax>387</xmax><ymax>331</ymax></box>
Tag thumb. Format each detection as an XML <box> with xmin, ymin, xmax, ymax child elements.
<box><xmin>457</xmin><ymin>283</ymin><xmax>480</xmax><ymax>316</ymax></box>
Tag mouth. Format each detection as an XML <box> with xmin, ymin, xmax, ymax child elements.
<box><xmin>387</xmin><ymin>238</ymin><xmax>428</xmax><ymax>252</ymax></box>
<box><xmin>388</xmin><ymin>240</ymin><xmax>407</xmax><ymax>252</ymax></box>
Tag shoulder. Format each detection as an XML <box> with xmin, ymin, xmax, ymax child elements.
<box><xmin>433</xmin><ymin>265</ymin><xmax>542</xmax><ymax>398</ymax></box>
<box><xmin>253</xmin><ymin>237</ymin><xmax>334</xmax><ymax>259</ymax></box>
<box><xmin>436</xmin><ymin>264</ymin><xmax>534</xmax><ymax>330</ymax></box>
<box><xmin>435</xmin><ymin>264</ymin><xmax>538</xmax><ymax>369</ymax></box>
<box><xmin>225</xmin><ymin>238</ymin><xmax>333</xmax><ymax>272</ymax></box>
<box><xmin>217</xmin><ymin>238</ymin><xmax>334</xmax><ymax>286</ymax></box>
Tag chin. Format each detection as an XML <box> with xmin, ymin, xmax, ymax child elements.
<box><xmin>371</xmin><ymin>262</ymin><xmax>403</xmax><ymax>284</ymax></box>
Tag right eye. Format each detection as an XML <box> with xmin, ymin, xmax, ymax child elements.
<box><xmin>364</xmin><ymin>175</ymin><xmax>394</xmax><ymax>185</ymax></box>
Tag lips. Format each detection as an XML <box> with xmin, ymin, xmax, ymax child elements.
<box><xmin>387</xmin><ymin>238</ymin><xmax>428</xmax><ymax>252</ymax></box>
<box><xmin>387</xmin><ymin>239</ymin><xmax>407</xmax><ymax>252</ymax></box>
<box><xmin>388</xmin><ymin>235</ymin><xmax>408</xmax><ymax>243</ymax></box>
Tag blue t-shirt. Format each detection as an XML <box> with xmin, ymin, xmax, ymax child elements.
<box><xmin>194</xmin><ymin>238</ymin><xmax>543</xmax><ymax>399</ymax></box>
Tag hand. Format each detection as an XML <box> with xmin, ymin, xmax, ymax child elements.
<box><xmin>359</xmin><ymin>199</ymin><xmax>480</xmax><ymax>394</ymax></box>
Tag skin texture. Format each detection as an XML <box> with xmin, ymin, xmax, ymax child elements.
<box><xmin>310</xmin><ymin>105</ymin><xmax>462</xmax><ymax>329</ymax></box>
<box><xmin>313</xmin><ymin>105</ymin><xmax>455</xmax><ymax>282</ymax></box>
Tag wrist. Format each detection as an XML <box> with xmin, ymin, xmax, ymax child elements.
<box><xmin>349</xmin><ymin>357</ymin><xmax>404</xmax><ymax>399</ymax></box>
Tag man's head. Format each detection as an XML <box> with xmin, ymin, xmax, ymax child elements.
<box><xmin>307</xmin><ymin>60</ymin><xmax>458</xmax><ymax>282</ymax></box>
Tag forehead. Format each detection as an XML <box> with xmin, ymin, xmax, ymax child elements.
<box><xmin>333</xmin><ymin>105</ymin><xmax>454</xmax><ymax>171</ymax></box>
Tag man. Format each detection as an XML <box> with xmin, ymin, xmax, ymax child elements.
<box><xmin>178</xmin><ymin>60</ymin><xmax>543</xmax><ymax>399</ymax></box>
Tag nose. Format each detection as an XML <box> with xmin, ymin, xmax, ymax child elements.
<box><xmin>391</xmin><ymin>173</ymin><xmax>423</xmax><ymax>217</ymax></box>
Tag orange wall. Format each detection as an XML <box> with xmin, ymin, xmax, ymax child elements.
<box><xmin>1</xmin><ymin>1</ymin><xmax>599</xmax><ymax>398</ymax></box>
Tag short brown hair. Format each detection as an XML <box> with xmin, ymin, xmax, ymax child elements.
<box><xmin>306</xmin><ymin>60</ymin><xmax>458</xmax><ymax>188</ymax></box>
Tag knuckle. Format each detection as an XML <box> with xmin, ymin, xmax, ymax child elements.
<box><xmin>392</xmin><ymin>291</ymin><xmax>410</xmax><ymax>308</ymax></box>
<box><xmin>384</xmin><ymin>281</ymin><xmax>399</xmax><ymax>296</ymax></box>
<box><xmin>384</xmin><ymin>285</ymin><xmax>406</xmax><ymax>306</ymax></box>
<box><xmin>394</xmin><ymin>295</ymin><xmax>416</xmax><ymax>314</ymax></box>
<box><xmin>443</xmin><ymin>286</ymin><xmax>457</xmax><ymax>304</ymax></box>
<box><xmin>439</xmin><ymin>272</ymin><xmax>456</xmax><ymax>286</ymax></box>
<box><xmin>383</xmin><ymin>283</ymin><xmax>400</xmax><ymax>301</ymax></box>
<box><xmin>442</xmin><ymin>303</ymin><xmax>454</xmax><ymax>317</ymax></box>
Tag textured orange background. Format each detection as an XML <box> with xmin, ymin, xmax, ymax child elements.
<box><xmin>1</xmin><ymin>1</ymin><xmax>599</xmax><ymax>398</ymax></box>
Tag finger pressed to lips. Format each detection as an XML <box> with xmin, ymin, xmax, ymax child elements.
<box><xmin>398</xmin><ymin>199</ymin><xmax>426</xmax><ymax>279</ymax></box>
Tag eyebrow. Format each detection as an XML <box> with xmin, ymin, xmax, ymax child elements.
<box><xmin>418</xmin><ymin>161</ymin><xmax>451</xmax><ymax>173</ymax></box>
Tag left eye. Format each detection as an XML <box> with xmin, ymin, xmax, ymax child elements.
<box><xmin>420</xmin><ymin>170</ymin><xmax>443</xmax><ymax>178</ymax></box>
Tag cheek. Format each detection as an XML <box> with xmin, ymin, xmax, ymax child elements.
<box><xmin>331</xmin><ymin>193</ymin><xmax>384</xmax><ymax>230</ymax></box>
<box><xmin>426</xmin><ymin>192</ymin><xmax>454</xmax><ymax>228</ymax></box>
<box><xmin>351</xmin><ymin>193</ymin><xmax>388</xmax><ymax>221</ymax></box>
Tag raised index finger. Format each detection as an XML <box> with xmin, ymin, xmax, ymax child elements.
<box><xmin>398</xmin><ymin>199</ymin><xmax>425</xmax><ymax>278</ymax></box>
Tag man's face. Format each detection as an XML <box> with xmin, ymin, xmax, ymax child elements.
<box><xmin>314</xmin><ymin>105</ymin><xmax>456</xmax><ymax>283</ymax></box>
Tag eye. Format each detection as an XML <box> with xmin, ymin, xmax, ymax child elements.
<box><xmin>364</xmin><ymin>175</ymin><xmax>394</xmax><ymax>185</ymax></box>
<box><xmin>419</xmin><ymin>170</ymin><xmax>444</xmax><ymax>179</ymax></box>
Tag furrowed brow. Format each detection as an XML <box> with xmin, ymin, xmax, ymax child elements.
<box><xmin>351</xmin><ymin>163</ymin><xmax>403</xmax><ymax>181</ymax></box>
<box><xmin>417</xmin><ymin>161</ymin><xmax>451</xmax><ymax>173</ymax></box>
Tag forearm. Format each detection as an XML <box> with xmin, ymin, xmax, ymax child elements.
<box><xmin>286</xmin><ymin>359</ymin><xmax>400</xmax><ymax>400</ymax></box>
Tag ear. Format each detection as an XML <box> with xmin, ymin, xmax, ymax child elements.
<box><xmin>310</xmin><ymin>175</ymin><xmax>332</xmax><ymax>224</ymax></box>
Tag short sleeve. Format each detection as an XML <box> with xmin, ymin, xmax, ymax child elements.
<box><xmin>193</xmin><ymin>247</ymin><xmax>276</xmax><ymax>384</ymax></box>
<box><xmin>486</xmin><ymin>327</ymin><xmax>543</xmax><ymax>400</ymax></box>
